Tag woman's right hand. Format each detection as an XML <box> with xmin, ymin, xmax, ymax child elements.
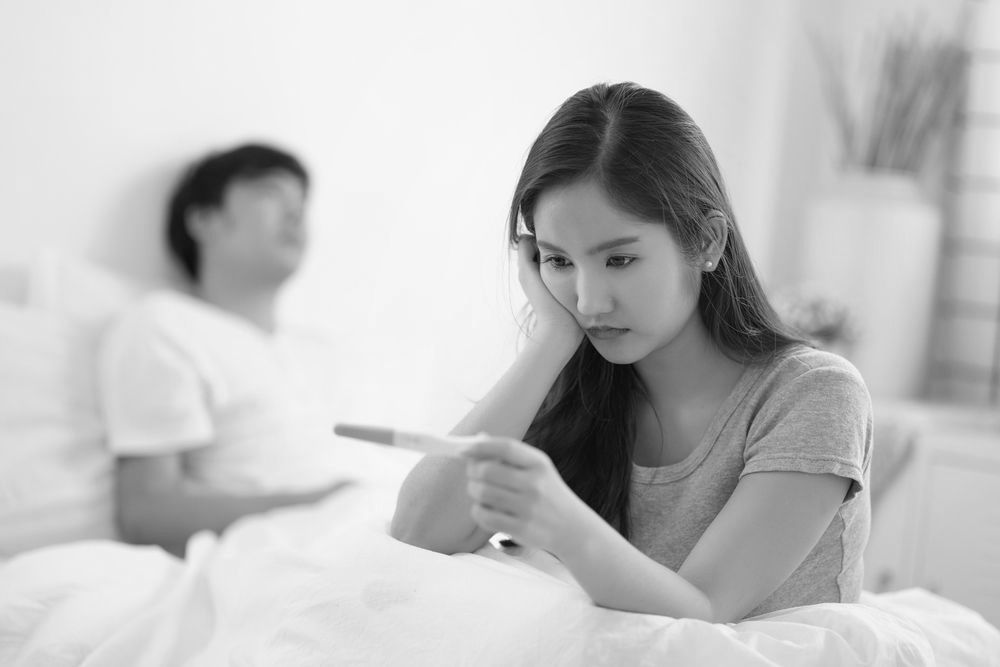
<box><xmin>517</xmin><ymin>235</ymin><xmax>583</xmax><ymax>349</ymax></box>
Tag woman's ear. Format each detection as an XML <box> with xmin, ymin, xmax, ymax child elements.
<box><xmin>185</xmin><ymin>206</ymin><xmax>215</xmax><ymax>244</ymax></box>
<box><xmin>700</xmin><ymin>211</ymin><xmax>728</xmax><ymax>272</ymax></box>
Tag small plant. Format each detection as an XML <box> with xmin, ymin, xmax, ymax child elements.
<box><xmin>772</xmin><ymin>289</ymin><xmax>857</xmax><ymax>352</ymax></box>
<box><xmin>813</xmin><ymin>18</ymin><xmax>966</xmax><ymax>174</ymax></box>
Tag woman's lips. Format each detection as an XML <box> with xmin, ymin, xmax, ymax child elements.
<box><xmin>585</xmin><ymin>326</ymin><xmax>629</xmax><ymax>340</ymax></box>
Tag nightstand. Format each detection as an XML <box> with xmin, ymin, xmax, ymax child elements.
<box><xmin>864</xmin><ymin>400</ymin><xmax>1000</xmax><ymax>628</ymax></box>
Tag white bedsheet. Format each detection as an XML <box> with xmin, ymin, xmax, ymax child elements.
<box><xmin>2</xmin><ymin>480</ymin><xmax>998</xmax><ymax>667</ymax></box>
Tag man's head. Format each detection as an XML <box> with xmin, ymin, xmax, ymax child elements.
<box><xmin>167</xmin><ymin>143</ymin><xmax>310</xmax><ymax>285</ymax></box>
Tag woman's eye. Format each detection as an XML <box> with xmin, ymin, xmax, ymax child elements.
<box><xmin>607</xmin><ymin>255</ymin><xmax>636</xmax><ymax>268</ymax></box>
<box><xmin>541</xmin><ymin>255</ymin><xmax>571</xmax><ymax>270</ymax></box>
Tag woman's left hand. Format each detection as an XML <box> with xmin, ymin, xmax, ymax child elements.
<box><xmin>462</xmin><ymin>437</ymin><xmax>589</xmax><ymax>557</ymax></box>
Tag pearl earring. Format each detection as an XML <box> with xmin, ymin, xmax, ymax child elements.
<box><xmin>704</xmin><ymin>260</ymin><xmax>714</xmax><ymax>269</ymax></box>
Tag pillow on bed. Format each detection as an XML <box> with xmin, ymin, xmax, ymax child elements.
<box><xmin>25</xmin><ymin>248</ymin><xmax>143</xmax><ymax>329</ymax></box>
<box><xmin>0</xmin><ymin>304</ymin><xmax>118</xmax><ymax>555</ymax></box>
<box><xmin>0</xmin><ymin>252</ymin><xmax>141</xmax><ymax>556</ymax></box>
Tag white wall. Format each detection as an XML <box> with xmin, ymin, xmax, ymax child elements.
<box><xmin>0</xmin><ymin>0</ymin><xmax>798</xmax><ymax>432</ymax></box>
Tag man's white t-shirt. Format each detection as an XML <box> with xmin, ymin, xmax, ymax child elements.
<box><xmin>99</xmin><ymin>290</ymin><xmax>354</xmax><ymax>494</ymax></box>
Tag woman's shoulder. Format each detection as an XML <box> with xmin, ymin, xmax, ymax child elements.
<box><xmin>750</xmin><ymin>344</ymin><xmax>870</xmax><ymax>413</ymax></box>
<box><xmin>769</xmin><ymin>344</ymin><xmax>863</xmax><ymax>379</ymax></box>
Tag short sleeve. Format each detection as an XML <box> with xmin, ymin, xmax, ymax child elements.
<box><xmin>98</xmin><ymin>306</ymin><xmax>214</xmax><ymax>456</ymax></box>
<box><xmin>741</xmin><ymin>364</ymin><xmax>872</xmax><ymax>503</ymax></box>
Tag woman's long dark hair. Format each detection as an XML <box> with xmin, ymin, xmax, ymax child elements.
<box><xmin>509</xmin><ymin>82</ymin><xmax>806</xmax><ymax>539</ymax></box>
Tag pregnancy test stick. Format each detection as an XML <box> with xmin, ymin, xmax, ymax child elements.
<box><xmin>333</xmin><ymin>423</ymin><xmax>480</xmax><ymax>457</ymax></box>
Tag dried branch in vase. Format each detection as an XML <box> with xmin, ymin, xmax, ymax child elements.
<box><xmin>813</xmin><ymin>19</ymin><xmax>967</xmax><ymax>175</ymax></box>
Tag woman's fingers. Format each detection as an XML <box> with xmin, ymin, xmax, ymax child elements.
<box><xmin>514</xmin><ymin>235</ymin><xmax>583</xmax><ymax>347</ymax></box>
<box><xmin>470</xmin><ymin>503</ymin><xmax>518</xmax><ymax>536</ymax></box>
<box><xmin>462</xmin><ymin>437</ymin><xmax>544</xmax><ymax>468</ymax></box>
<box><xmin>516</xmin><ymin>234</ymin><xmax>539</xmax><ymax>274</ymax></box>
<box><xmin>516</xmin><ymin>235</ymin><xmax>548</xmax><ymax>301</ymax></box>
<box><xmin>467</xmin><ymin>479</ymin><xmax>525</xmax><ymax>515</ymax></box>
<box><xmin>466</xmin><ymin>457</ymin><xmax>525</xmax><ymax>491</ymax></box>
<box><xmin>462</xmin><ymin>436</ymin><xmax>560</xmax><ymax>543</ymax></box>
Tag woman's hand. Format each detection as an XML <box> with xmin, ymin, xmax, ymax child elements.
<box><xmin>462</xmin><ymin>436</ymin><xmax>590</xmax><ymax>558</ymax></box>
<box><xmin>517</xmin><ymin>235</ymin><xmax>582</xmax><ymax>348</ymax></box>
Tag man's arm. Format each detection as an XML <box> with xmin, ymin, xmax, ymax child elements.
<box><xmin>116</xmin><ymin>453</ymin><xmax>350</xmax><ymax>556</ymax></box>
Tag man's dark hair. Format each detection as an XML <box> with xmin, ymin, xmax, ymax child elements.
<box><xmin>166</xmin><ymin>143</ymin><xmax>309</xmax><ymax>281</ymax></box>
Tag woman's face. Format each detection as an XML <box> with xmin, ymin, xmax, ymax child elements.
<box><xmin>533</xmin><ymin>179</ymin><xmax>703</xmax><ymax>365</ymax></box>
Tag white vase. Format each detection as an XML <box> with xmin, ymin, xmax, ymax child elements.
<box><xmin>800</xmin><ymin>170</ymin><xmax>943</xmax><ymax>400</ymax></box>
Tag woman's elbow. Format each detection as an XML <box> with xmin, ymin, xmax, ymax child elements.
<box><xmin>389</xmin><ymin>505</ymin><xmax>445</xmax><ymax>551</ymax></box>
<box><xmin>389</xmin><ymin>505</ymin><xmax>483</xmax><ymax>555</ymax></box>
<box><xmin>388</xmin><ymin>508</ymin><xmax>416</xmax><ymax>543</ymax></box>
<box><xmin>389</xmin><ymin>461</ymin><xmax>487</xmax><ymax>553</ymax></box>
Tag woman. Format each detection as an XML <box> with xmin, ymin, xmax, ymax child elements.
<box><xmin>391</xmin><ymin>82</ymin><xmax>872</xmax><ymax>623</ymax></box>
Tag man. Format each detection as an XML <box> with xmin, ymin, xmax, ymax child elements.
<box><xmin>99</xmin><ymin>143</ymin><xmax>350</xmax><ymax>555</ymax></box>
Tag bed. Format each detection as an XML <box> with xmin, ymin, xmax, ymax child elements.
<box><xmin>3</xmin><ymin>479</ymin><xmax>999</xmax><ymax>666</ymax></box>
<box><xmin>2</xmin><ymin>253</ymin><xmax>999</xmax><ymax>666</ymax></box>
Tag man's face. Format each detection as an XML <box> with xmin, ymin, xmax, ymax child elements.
<box><xmin>205</xmin><ymin>170</ymin><xmax>308</xmax><ymax>284</ymax></box>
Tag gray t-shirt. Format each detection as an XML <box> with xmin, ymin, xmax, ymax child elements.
<box><xmin>628</xmin><ymin>345</ymin><xmax>872</xmax><ymax>619</ymax></box>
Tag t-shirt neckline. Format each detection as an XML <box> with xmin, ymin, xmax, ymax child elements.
<box><xmin>162</xmin><ymin>289</ymin><xmax>280</xmax><ymax>342</ymax></box>
<box><xmin>630</xmin><ymin>359</ymin><xmax>767</xmax><ymax>484</ymax></box>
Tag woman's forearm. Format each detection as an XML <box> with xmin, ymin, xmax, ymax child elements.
<box><xmin>449</xmin><ymin>332</ymin><xmax>579</xmax><ymax>438</ymax></box>
<box><xmin>556</xmin><ymin>505</ymin><xmax>714</xmax><ymax>621</ymax></box>
<box><xmin>391</xmin><ymin>332</ymin><xmax>578</xmax><ymax>552</ymax></box>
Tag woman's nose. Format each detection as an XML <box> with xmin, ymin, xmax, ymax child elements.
<box><xmin>575</xmin><ymin>271</ymin><xmax>613</xmax><ymax>316</ymax></box>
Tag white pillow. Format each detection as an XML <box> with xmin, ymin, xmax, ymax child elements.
<box><xmin>26</xmin><ymin>248</ymin><xmax>143</xmax><ymax>329</ymax></box>
<box><xmin>0</xmin><ymin>304</ymin><xmax>118</xmax><ymax>555</ymax></box>
<box><xmin>0</xmin><ymin>251</ymin><xmax>142</xmax><ymax>555</ymax></box>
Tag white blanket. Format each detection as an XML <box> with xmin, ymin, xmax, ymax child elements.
<box><xmin>2</xmin><ymin>480</ymin><xmax>998</xmax><ymax>666</ymax></box>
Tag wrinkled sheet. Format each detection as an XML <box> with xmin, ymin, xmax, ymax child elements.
<box><xmin>2</xmin><ymin>481</ymin><xmax>998</xmax><ymax>666</ymax></box>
